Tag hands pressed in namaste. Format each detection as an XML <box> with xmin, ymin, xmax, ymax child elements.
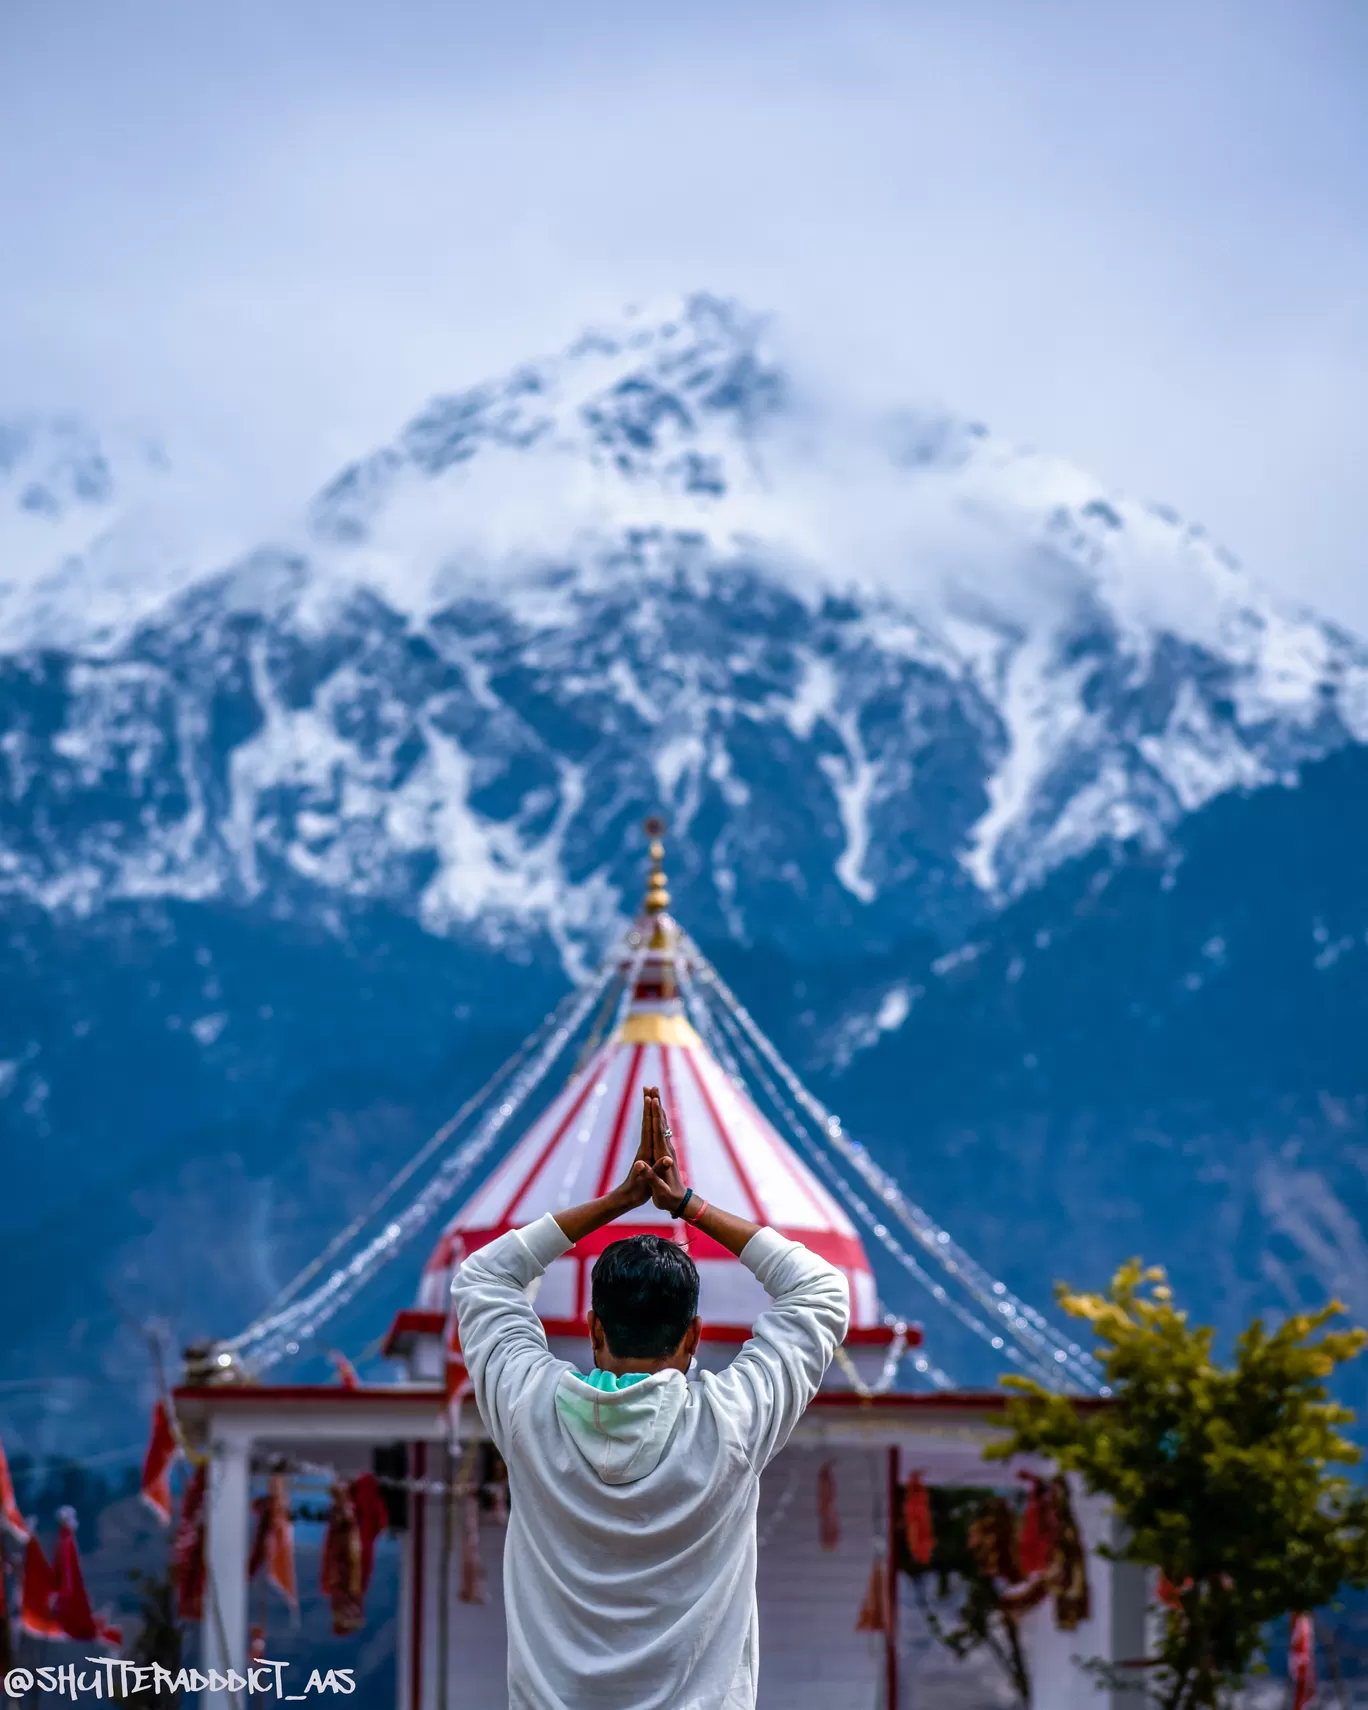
<box><xmin>616</xmin><ymin>1086</ymin><xmax>687</xmax><ymax>1212</ymax></box>
<box><xmin>558</xmin><ymin>1088</ymin><xmax>759</xmax><ymax>1255</ymax></box>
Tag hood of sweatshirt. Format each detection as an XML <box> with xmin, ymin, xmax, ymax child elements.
<box><xmin>554</xmin><ymin>1368</ymin><xmax>689</xmax><ymax>1485</ymax></box>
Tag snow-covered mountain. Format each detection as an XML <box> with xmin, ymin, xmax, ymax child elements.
<box><xmin>4</xmin><ymin>293</ymin><xmax>1368</xmax><ymax>1460</ymax></box>
<box><xmin>3</xmin><ymin>293</ymin><xmax>1365</xmax><ymax>972</ymax></box>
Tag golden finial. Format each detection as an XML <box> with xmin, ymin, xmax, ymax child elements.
<box><xmin>642</xmin><ymin>814</ymin><xmax>670</xmax><ymax>916</ymax></box>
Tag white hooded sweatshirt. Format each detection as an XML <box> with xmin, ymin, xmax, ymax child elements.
<box><xmin>451</xmin><ymin>1213</ymin><xmax>850</xmax><ymax>1710</ymax></box>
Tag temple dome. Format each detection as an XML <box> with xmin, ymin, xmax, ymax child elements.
<box><xmin>418</xmin><ymin>837</ymin><xmax>883</xmax><ymax>1337</ymax></box>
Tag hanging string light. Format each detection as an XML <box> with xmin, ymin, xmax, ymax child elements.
<box><xmin>229</xmin><ymin>827</ymin><xmax>654</xmax><ymax>1373</ymax></box>
<box><xmin>229</xmin><ymin>954</ymin><xmax>620</xmax><ymax>1370</ymax></box>
<box><xmin>240</xmin><ymin>986</ymin><xmax>602</xmax><ymax>1336</ymax></box>
<box><xmin>683</xmin><ymin>939</ymin><xmax>1105</xmax><ymax>1396</ymax></box>
<box><xmin>692</xmin><ymin>972</ymin><xmax>1056</xmax><ymax>1390</ymax></box>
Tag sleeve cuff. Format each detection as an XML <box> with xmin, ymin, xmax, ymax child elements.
<box><xmin>739</xmin><ymin>1226</ymin><xmax>791</xmax><ymax>1282</ymax></box>
<box><xmin>520</xmin><ymin>1211</ymin><xmax>574</xmax><ymax>1269</ymax></box>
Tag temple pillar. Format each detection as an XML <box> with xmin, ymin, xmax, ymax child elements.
<box><xmin>399</xmin><ymin>1442</ymin><xmax>452</xmax><ymax>1710</ymax></box>
<box><xmin>201</xmin><ymin>1426</ymin><xmax>251</xmax><ymax>1710</ymax></box>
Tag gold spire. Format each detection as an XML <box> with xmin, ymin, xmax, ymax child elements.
<box><xmin>617</xmin><ymin>813</ymin><xmax>698</xmax><ymax>1044</ymax></box>
<box><xmin>642</xmin><ymin>815</ymin><xmax>670</xmax><ymax>916</ymax></box>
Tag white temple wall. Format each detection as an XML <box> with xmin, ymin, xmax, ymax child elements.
<box><xmin>754</xmin><ymin>1444</ymin><xmax>893</xmax><ymax>1709</ymax></box>
<box><xmin>408</xmin><ymin>1442</ymin><xmax>897</xmax><ymax>1710</ymax></box>
<box><xmin>395</xmin><ymin>1434</ymin><xmax>1144</xmax><ymax>1710</ymax></box>
<box><xmin>445</xmin><ymin>1485</ymin><xmax>513</xmax><ymax>1709</ymax></box>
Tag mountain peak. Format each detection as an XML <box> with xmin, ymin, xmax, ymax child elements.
<box><xmin>309</xmin><ymin>291</ymin><xmax>784</xmax><ymax>554</ymax></box>
<box><xmin>2</xmin><ymin>296</ymin><xmax>1366</xmax><ymax>948</ymax></box>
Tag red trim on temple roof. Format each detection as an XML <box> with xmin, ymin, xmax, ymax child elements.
<box><xmin>383</xmin><ymin>1309</ymin><xmax>923</xmax><ymax>1359</ymax></box>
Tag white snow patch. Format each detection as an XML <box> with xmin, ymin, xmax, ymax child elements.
<box><xmin>706</xmin><ymin>744</ymin><xmax>750</xmax><ymax>808</ymax></box>
<box><xmin>874</xmin><ymin>984</ymin><xmax>912</xmax><ymax>1032</ymax></box>
<box><xmin>824</xmin><ymin>980</ymin><xmax>922</xmax><ymax>1069</ymax></box>
<box><xmin>961</xmin><ymin>635</ymin><xmax>1092</xmax><ymax>892</ymax></box>
<box><xmin>817</xmin><ymin>708</ymin><xmax>879</xmax><ymax>904</ymax></box>
<box><xmin>785</xmin><ymin>653</ymin><xmax>837</xmax><ymax>741</ymax></box>
<box><xmin>607</xmin><ymin>659</ymin><xmax>659</xmax><ymax>724</ymax></box>
<box><xmin>932</xmin><ymin>942</ymin><xmax>987</xmax><ymax>976</ymax></box>
<box><xmin>654</xmin><ymin>734</ymin><xmax>706</xmax><ymax>801</ymax></box>
<box><xmin>191</xmin><ymin>1012</ymin><xmax>228</xmax><ymax>1045</ymax></box>
<box><xmin>1139</xmin><ymin>682</ymin><xmax>1271</xmax><ymax>814</ymax></box>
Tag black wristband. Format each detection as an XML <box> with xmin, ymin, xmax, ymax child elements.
<box><xmin>672</xmin><ymin>1188</ymin><xmax>694</xmax><ymax>1220</ymax></box>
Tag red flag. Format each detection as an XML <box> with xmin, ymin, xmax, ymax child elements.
<box><xmin>249</xmin><ymin>1477</ymin><xmax>298</xmax><ymax>1614</ymax></box>
<box><xmin>140</xmin><ymin>1401</ymin><xmax>180</xmax><ymax>1525</ymax></box>
<box><xmin>173</xmin><ymin>1466</ymin><xmax>207</xmax><ymax>1622</ymax></box>
<box><xmin>51</xmin><ymin>1510</ymin><xmax>121</xmax><ymax>1648</ymax></box>
<box><xmin>329</xmin><ymin>1351</ymin><xmax>361</xmax><ymax>1391</ymax></box>
<box><xmin>1018</xmin><ymin>1474</ymin><xmax>1057</xmax><ymax>1577</ymax></box>
<box><xmin>0</xmin><ymin>1542</ymin><xmax>15</xmax><ymax>1679</ymax></box>
<box><xmin>903</xmin><ymin>1473</ymin><xmax>934</xmax><ymax>1567</ymax></box>
<box><xmin>19</xmin><ymin>1533</ymin><xmax>63</xmax><ymax>1638</ymax></box>
<box><xmin>855</xmin><ymin>1553</ymin><xmax>891</xmax><ymax>1633</ymax></box>
<box><xmin>0</xmin><ymin>1435</ymin><xmax>29</xmax><ymax>1542</ymax></box>
<box><xmin>1290</xmin><ymin>1613</ymin><xmax>1317</xmax><ymax>1710</ymax></box>
<box><xmin>320</xmin><ymin>1482</ymin><xmax>364</xmax><ymax>1636</ymax></box>
<box><xmin>818</xmin><ymin>1461</ymin><xmax>840</xmax><ymax>1552</ymax></box>
<box><xmin>350</xmin><ymin>1473</ymin><xmax>388</xmax><ymax>1595</ymax></box>
<box><xmin>266</xmin><ymin>1479</ymin><xmax>298</xmax><ymax>1613</ymax></box>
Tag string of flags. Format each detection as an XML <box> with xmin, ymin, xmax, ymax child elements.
<box><xmin>3</xmin><ymin>1428</ymin><xmax>124</xmax><ymax>1648</ymax></box>
<box><xmin>0</xmin><ymin>1385</ymin><xmax>411</xmax><ymax>1656</ymax></box>
<box><xmin>809</xmin><ymin>1457</ymin><xmax>1094</xmax><ymax>1639</ymax></box>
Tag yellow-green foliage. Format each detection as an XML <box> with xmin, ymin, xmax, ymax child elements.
<box><xmin>988</xmin><ymin>1260</ymin><xmax>1368</xmax><ymax>1709</ymax></box>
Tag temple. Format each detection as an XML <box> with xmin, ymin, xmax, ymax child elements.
<box><xmin>174</xmin><ymin>824</ymin><xmax>1146</xmax><ymax>1708</ymax></box>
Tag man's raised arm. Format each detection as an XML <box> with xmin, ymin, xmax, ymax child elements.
<box><xmin>451</xmin><ymin>1132</ymin><xmax>656</xmax><ymax>1452</ymax></box>
<box><xmin>642</xmin><ymin>1088</ymin><xmax>850</xmax><ymax>1470</ymax></box>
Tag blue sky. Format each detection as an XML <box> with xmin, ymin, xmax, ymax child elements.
<box><xmin>3</xmin><ymin>0</ymin><xmax>1366</xmax><ymax>621</ymax></box>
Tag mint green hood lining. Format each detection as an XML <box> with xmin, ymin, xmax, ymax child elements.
<box><xmin>555</xmin><ymin>1366</ymin><xmax>688</xmax><ymax>1485</ymax></box>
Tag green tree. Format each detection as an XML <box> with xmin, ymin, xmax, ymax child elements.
<box><xmin>987</xmin><ymin>1260</ymin><xmax>1368</xmax><ymax>1710</ymax></box>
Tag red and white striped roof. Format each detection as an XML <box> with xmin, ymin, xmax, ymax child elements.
<box><xmin>419</xmin><ymin>933</ymin><xmax>882</xmax><ymax>1335</ymax></box>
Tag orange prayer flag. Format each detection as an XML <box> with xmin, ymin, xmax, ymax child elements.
<box><xmin>139</xmin><ymin>1400</ymin><xmax>180</xmax><ymax>1525</ymax></box>
<box><xmin>902</xmin><ymin>1473</ymin><xmax>934</xmax><ymax>1567</ymax></box>
<box><xmin>20</xmin><ymin>1533</ymin><xmax>63</xmax><ymax>1638</ymax></box>
<box><xmin>0</xmin><ymin>1434</ymin><xmax>29</xmax><ymax>1542</ymax></box>
<box><xmin>329</xmin><ymin>1351</ymin><xmax>361</xmax><ymax>1391</ymax></box>
<box><xmin>855</xmin><ymin>1554</ymin><xmax>890</xmax><ymax>1633</ymax></box>
<box><xmin>51</xmin><ymin>1509</ymin><xmax>121</xmax><ymax>1648</ymax></box>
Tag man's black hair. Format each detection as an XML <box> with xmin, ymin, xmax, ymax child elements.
<box><xmin>590</xmin><ymin>1235</ymin><xmax>700</xmax><ymax>1360</ymax></box>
